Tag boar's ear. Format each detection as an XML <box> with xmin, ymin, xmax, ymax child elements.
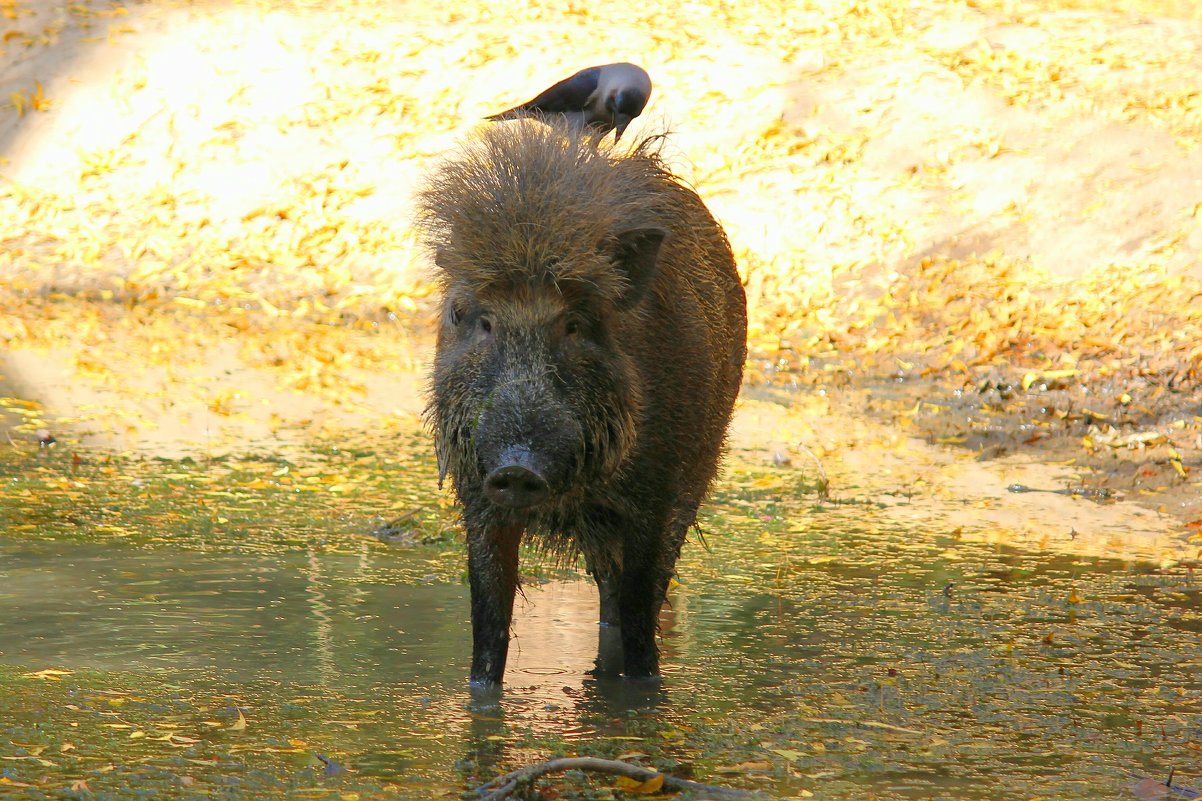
<box><xmin>610</xmin><ymin>227</ymin><xmax>666</xmax><ymax>309</ymax></box>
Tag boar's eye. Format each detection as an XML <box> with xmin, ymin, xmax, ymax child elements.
<box><xmin>448</xmin><ymin>305</ymin><xmax>462</xmax><ymax>326</ymax></box>
<box><xmin>479</xmin><ymin>316</ymin><xmax>493</xmax><ymax>335</ymax></box>
<box><xmin>562</xmin><ymin>311</ymin><xmax>594</xmax><ymax>340</ymax></box>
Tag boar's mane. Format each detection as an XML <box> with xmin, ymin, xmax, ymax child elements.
<box><xmin>416</xmin><ymin>122</ymin><xmax>680</xmax><ymax>300</ymax></box>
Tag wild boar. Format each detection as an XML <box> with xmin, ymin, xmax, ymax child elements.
<box><xmin>418</xmin><ymin>123</ymin><xmax>746</xmax><ymax>686</ymax></box>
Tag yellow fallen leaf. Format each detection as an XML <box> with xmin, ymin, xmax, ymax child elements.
<box><xmin>615</xmin><ymin>773</ymin><xmax>664</xmax><ymax>793</ymax></box>
<box><xmin>30</xmin><ymin>81</ymin><xmax>51</xmax><ymax>112</ymax></box>
<box><xmin>230</xmin><ymin>709</ymin><xmax>247</xmax><ymax>731</ymax></box>
<box><xmin>22</xmin><ymin>668</ymin><xmax>73</xmax><ymax>680</ymax></box>
<box><xmin>714</xmin><ymin>761</ymin><xmax>771</xmax><ymax>774</ymax></box>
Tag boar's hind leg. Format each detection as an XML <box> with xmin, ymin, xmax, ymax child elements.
<box><xmin>467</xmin><ymin>525</ymin><xmax>524</xmax><ymax>686</ymax></box>
<box><xmin>587</xmin><ymin>559</ymin><xmax>624</xmax><ymax>677</ymax></box>
<box><xmin>584</xmin><ymin>553</ymin><xmax>621</xmax><ymax>627</ymax></box>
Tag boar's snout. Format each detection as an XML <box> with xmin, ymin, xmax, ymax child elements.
<box><xmin>484</xmin><ymin>446</ymin><xmax>550</xmax><ymax>509</ymax></box>
<box><xmin>473</xmin><ymin>377</ymin><xmax>582</xmax><ymax>510</ymax></box>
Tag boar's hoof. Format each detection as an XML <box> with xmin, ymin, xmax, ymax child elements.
<box><xmin>484</xmin><ymin>447</ymin><xmax>550</xmax><ymax>509</ymax></box>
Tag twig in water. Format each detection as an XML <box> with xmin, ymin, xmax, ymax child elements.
<box><xmin>796</xmin><ymin>442</ymin><xmax>830</xmax><ymax>500</ymax></box>
<box><xmin>797</xmin><ymin>716</ymin><xmax>924</xmax><ymax>736</ymax></box>
<box><xmin>473</xmin><ymin>756</ymin><xmax>761</xmax><ymax>800</ymax></box>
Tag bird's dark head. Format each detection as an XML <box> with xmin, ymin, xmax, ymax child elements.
<box><xmin>606</xmin><ymin>89</ymin><xmax>647</xmax><ymax>142</ymax></box>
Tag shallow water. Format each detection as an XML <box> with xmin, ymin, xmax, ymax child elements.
<box><xmin>0</xmin><ymin>437</ymin><xmax>1198</xmax><ymax>800</ymax></box>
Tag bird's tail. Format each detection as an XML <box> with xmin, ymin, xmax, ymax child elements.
<box><xmin>485</xmin><ymin>106</ymin><xmax>528</xmax><ymax>122</ymax></box>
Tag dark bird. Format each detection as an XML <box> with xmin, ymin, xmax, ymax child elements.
<box><xmin>486</xmin><ymin>63</ymin><xmax>652</xmax><ymax>142</ymax></box>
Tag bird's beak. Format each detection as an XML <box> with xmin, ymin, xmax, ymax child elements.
<box><xmin>613</xmin><ymin>113</ymin><xmax>634</xmax><ymax>143</ymax></box>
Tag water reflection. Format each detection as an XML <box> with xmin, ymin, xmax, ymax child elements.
<box><xmin>0</xmin><ymin>542</ymin><xmax>469</xmax><ymax>689</ymax></box>
<box><xmin>0</xmin><ymin>507</ymin><xmax>1198</xmax><ymax>799</ymax></box>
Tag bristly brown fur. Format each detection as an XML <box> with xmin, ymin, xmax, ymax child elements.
<box><xmin>416</xmin><ymin>122</ymin><xmax>679</xmax><ymax>300</ymax></box>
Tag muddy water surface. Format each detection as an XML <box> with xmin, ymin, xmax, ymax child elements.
<box><xmin>0</xmin><ymin>425</ymin><xmax>1198</xmax><ymax>800</ymax></box>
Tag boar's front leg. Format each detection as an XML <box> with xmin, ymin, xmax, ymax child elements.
<box><xmin>467</xmin><ymin>524</ymin><xmax>524</xmax><ymax>686</ymax></box>
<box><xmin>617</xmin><ymin>547</ymin><xmax>674</xmax><ymax>679</ymax></box>
<box><xmin>618</xmin><ymin>518</ymin><xmax>690</xmax><ymax>679</ymax></box>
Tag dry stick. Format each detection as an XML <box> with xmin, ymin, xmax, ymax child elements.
<box><xmin>474</xmin><ymin>757</ymin><xmax>761</xmax><ymax>801</ymax></box>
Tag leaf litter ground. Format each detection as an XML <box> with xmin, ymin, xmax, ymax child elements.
<box><xmin>2</xmin><ymin>0</ymin><xmax>1200</xmax><ymax>534</ymax></box>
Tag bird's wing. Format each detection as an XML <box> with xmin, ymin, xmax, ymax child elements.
<box><xmin>487</xmin><ymin>66</ymin><xmax>602</xmax><ymax>119</ymax></box>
